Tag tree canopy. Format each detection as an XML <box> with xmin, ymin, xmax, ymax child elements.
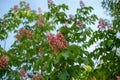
<box><xmin>0</xmin><ymin>0</ymin><xmax>120</xmax><ymax>80</ymax></box>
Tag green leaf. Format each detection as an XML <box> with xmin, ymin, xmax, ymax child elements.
<box><xmin>81</xmin><ymin>57</ymin><xmax>89</xmax><ymax>65</ymax></box>
<box><xmin>62</xmin><ymin>51</ymin><xmax>69</xmax><ymax>60</ymax></box>
<box><xmin>58</xmin><ymin>71</ymin><xmax>69</xmax><ymax>80</ymax></box>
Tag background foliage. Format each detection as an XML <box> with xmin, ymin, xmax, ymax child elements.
<box><xmin>0</xmin><ymin>0</ymin><xmax>119</xmax><ymax>80</ymax></box>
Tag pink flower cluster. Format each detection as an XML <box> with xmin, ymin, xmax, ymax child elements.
<box><xmin>117</xmin><ymin>76</ymin><xmax>120</xmax><ymax>80</ymax></box>
<box><xmin>16</xmin><ymin>28</ymin><xmax>33</xmax><ymax>40</ymax></box>
<box><xmin>16</xmin><ymin>34</ymin><xmax>22</xmax><ymax>40</ymax></box>
<box><xmin>92</xmin><ymin>78</ymin><xmax>96</xmax><ymax>80</ymax></box>
<box><xmin>14</xmin><ymin>5</ymin><xmax>18</xmax><ymax>12</ymax></box>
<box><xmin>76</xmin><ymin>21</ymin><xmax>83</xmax><ymax>28</ymax></box>
<box><xmin>0</xmin><ymin>55</ymin><xmax>8</xmax><ymax>69</ymax></box>
<box><xmin>20</xmin><ymin>68</ymin><xmax>28</xmax><ymax>77</ymax></box>
<box><xmin>69</xmin><ymin>14</ymin><xmax>75</xmax><ymax>19</ymax></box>
<box><xmin>98</xmin><ymin>18</ymin><xmax>105</xmax><ymax>30</ymax></box>
<box><xmin>36</xmin><ymin>16</ymin><xmax>44</xmax><ymax>26</ymax></box>
<box><xmin>47</xmin><ymin>32</ymin><xmax>69</xmax><ymax>53</ymax></box>
<box><xmin>20</xmin><ymin>28</ymin><xmax>33</xmax><ymax>38</ymax></box>
<box><xmin>26</xmin><ymin>3</ymin><xmax>30</xmax><ymax>9</ymax></box>
<box><xmin>98</xmin><ymin>18</ymin><xmax>112</xmax><ymax>30</ymax></box>
<box><xmin>20</xmin><ymin>68</ymin><xmax>42</xmax><ymax>80</ymax></box>
<box><xmin>80</xmin><ymin>0</ymin><xmax>85</xmax><ymax>8</ymax></box>
<box><xmin>26</xmin><ymin>30</ymin><xmax>33</xmax><ymax>38</ymax></box>
<box><xmin>38</xmin><ymin>7</ymin><xmax>42</xmax><ymax>13</ymax></box>
<box><xmin>48</xmin><ymin>0</ymin><xmax>53</xmax><ymax>5</ymax></box>
<box><xmin>31</xmin><ymin>70</ymin><xmax>42</xmax><ymax>80</ymax></box>
<box><xmin>14</xmin><ymin>2</ymin><xmax>30</xmax><ymax>12</ymax></box>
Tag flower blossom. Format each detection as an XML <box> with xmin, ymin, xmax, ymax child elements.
<box><xmin>16</xmin><ymin>33</ymin><xmax>22</xmax><ymax>40</ymax></box>
<box><xmin>48</xmin><ymin>0</ymin><xmax>53</xmax><ymax>5</ymax></box>
<box><xmin>76</xmin><ymin>21</ymin><xmax>82</xmax><ymax>28</ymax></box>
<box><xmin>20</xmin><ymin>68</ymin><xmax>28</xmax><ymax>80</ymax></box>
<box><xmin>92</xmin><ymin>78</ymin><xmax>96</xmax><ymax>80</ymax></box>
<box><xmin>98</xmin><ymin>18</ymin><xmax>113</xmax><ymax>30</ymax></box>
<box><xmin>117</xmin><ymin>76</ymin><xmax>120</xmax><ymax>80</ymax></box>
<box><xmin>16</xmin><ymin>28</ymin><xmax>33</xmax><ymax>40</ymax></box>
<box><xmin>38</xmin><ymin>7</ymin><xmax>42</xmax><ymax>13</ymax></box>
<box><xmin>31</xmin><ymin>70</ymin><xmax>42</xmax><ymax>80</ymax></box>
<box><xmin>36</xmin><ymin>16</ymin><xmax>44</xmax><ymax>26</ymax></box>
<box><xmin>14</xmin><ymin>5</ymin><xmax>18</xmax><ymax>12</ymax></box>
<box><xmin>80</xmin><ymin>0</ymin><xmax>85</xmax><ymax>8</ymax></box>
<box><xmin>19</xmin><ymin>28</ymin><xmax>26</xmax><ymax>34</ymax></box>
<box><xmin>26</xmin><ymin>30</ymin><xmax>33</xmax><ymax>38</ymax></box>
<box><xmin>20</xmin><ymin>28</ymin><xmax>33</xmax><ymax>38</ymax></box>
<box><xmin>98</xmin><ymin>18</ymin><xmax>105</xmax><ymax>30</ymax></box>
<box><xmin>107</xmin><ymin>24</ymin><xmax>112</xmax><ymax>29</ymax></box>
<box><xmin>69</xmin><ymin>14</ymin><xmax>75</xmax><ymax>19</ymax></box>
<box><xmin>20</xmin><ymin>68</ymin><xmax>28</xmax><ymax>77</ymax></box>
<box><xmin>56</xmin><ymin>32</ymin><xmax>69</xmax><ymax>49</ymax></box>
<box><xmin>0</xmin><ymin>55</ymin><xmax>8</xmax><ymax>69</ymax></box>
<box><xmin>47</xmin><ymin>32</ymin><xmax>69</xmax><ymax>53</ymax></box>
<box><xmin>47</xmin><ymin>33</ymin><xmax>58</xmax><ymax>53</ymax></box>
<box><xmin>26</xmin><ymin>3</ymin><xmax>30</xmax><ymax>9</ymax></box>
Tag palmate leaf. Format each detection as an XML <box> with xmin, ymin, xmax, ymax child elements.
<box><xmin>58</xmin><ymin>70</ymin><xmax>69</xmax><ymax>80</ymax></box>
<box><xmin>61</xmin><ymin>51</ymin><xmax>70</xmax><ymax>60</ymax></box>
<box><xmin>81</xmin><ymin>57</ymin><xmax>89</xmax><ymax>65</ymax></box>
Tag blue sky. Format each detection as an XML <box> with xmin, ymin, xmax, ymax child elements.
<box><xmin>0</xmin><ymin>0</ymin><xmax>111</xmax><ymax>18</ymax></box>
<box><xmin>0</xmin><ymin>0</ymin><xmax>111</xmax><ymax>51</ymax></box>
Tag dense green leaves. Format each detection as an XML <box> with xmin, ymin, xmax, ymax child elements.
<box><xmin>1</xmin><ymin>0</ymin><xmax>119</xmax><ymax>80</ymax></box>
